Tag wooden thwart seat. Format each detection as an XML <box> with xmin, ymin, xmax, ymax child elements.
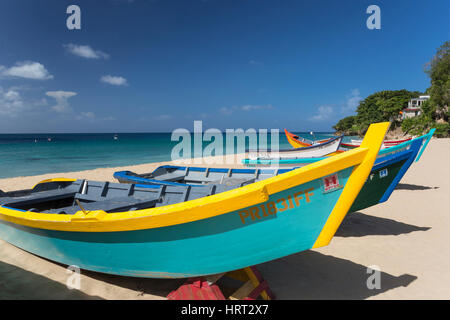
<box><xmin>45</xmin><ymin>195</ymin><xmax>161</xmax><ymax>215</ymax></box>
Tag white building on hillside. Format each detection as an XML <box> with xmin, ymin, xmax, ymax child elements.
<box><xmin>401</xmin><ymin>95</ymin><xmax>430</xmax><ymax>119</ymax></box>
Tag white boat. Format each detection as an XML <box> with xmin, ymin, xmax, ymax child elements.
<box><xmin>248</xmin><ymin>135</ymin><xmax>343</xmax><ymax>160</ymax></box>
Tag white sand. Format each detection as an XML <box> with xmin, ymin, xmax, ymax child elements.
<box><xmin>0</xmin><ymin>139</ymin><xmax>449</xmax><ymax>299</ymax></box>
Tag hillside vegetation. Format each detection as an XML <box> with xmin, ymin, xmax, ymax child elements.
<box><xmin>334</xmin><ymin>41</ymin><xmax>450</xmax><ymax>137</ymax></box>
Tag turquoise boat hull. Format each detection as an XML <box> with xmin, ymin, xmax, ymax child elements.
<box><xmin>0</xmin><ymin>167</ymin><xmax>353</xmax><ymax>278</ymax></box>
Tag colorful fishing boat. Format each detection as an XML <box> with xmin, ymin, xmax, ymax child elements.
<box><xmin>283</xmin><ymin>129</ymin><xmax>331</xmax><ymax>148</ymax></box>
<box><xmin>284</xmin><ymin>128</ymin><xmax>412</xmax><ymax>150</ymax></box>
<box><xmin>0</xmin><ymin>123</ymin><xmax>389</xmax><ymax>278</ymax></box>
<box><xmin>341</xmin><ymin>137</ymin><xmax>412</xmax><ymax>150</ymax></box>
<box><xmin>118</xmin><ymin>128</ymin><xmax>434</xmax><ymax>220</ymax></box>
<box><xmin>247</xmin><ymin>135</ymin><xmax>343</xmax><ymax>160</ymax></box>
<box><xmin>115</xmin><ymin>130</ymin><xmax>433</xmax><ymax>216</ymax></box>
<box><xmin>244</xmin><ymin>129</ymin><xmax>433</xmax><ymax>168</ymax></box>
<box><xmin>350</xmin><ymin>137</ymin><xmax>412</xmax><ymax>146</ymax></box>
<box><xmin>242</xmin><ymin>129</ymin><xmax>435</xmax><ymax>213</ymax></box>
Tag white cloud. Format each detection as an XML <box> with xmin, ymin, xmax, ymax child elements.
<box><xmin>220</xmin><ymin>104</ymin><xmax>273</xmax><ymax>115</ymax></box>
<box><xmin>46</xmin><ymin>91</ymin><xmax>77</xmax><ymax>113</ymax></box>
<box><xmin>100</xmin><ymin>75</ymin><xmax>128</xmax><ymax>86</ymax></box>
<box><xmin>64</xmin><ymin>44</ymin><xmax>110</xmax><ymax>59</ymax></box>
<box><xmin>309</xmin><ymin>105</ymin><xmax>334</xmax><ymax>121</ymax></box>
<box><xmin>0</xmin><ymin>87</ymin><xmax>24</xmax><ymax>116</ymax></box>
<box><xmin>4</xmin><ymin>90</ymin><xmax>20</xmax><ymax>101</ymax></box>
<box><xmin>0</xmin><ymin>61</ymin><xmax>53</xmax><ymax>80</ymax></box>
<box><xmin>341</xmin><ymin>89</ymin><xmax>362</xmax><ymax>114</ymax></box>
<box><xmin>0</xmin><ymin>86</ymin><xmax>48</xmax><ymax>117</ymax></box>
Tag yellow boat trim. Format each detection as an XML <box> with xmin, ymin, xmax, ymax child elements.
<box><xmin>312</xmin><ymin>122</ymin><xmax>389</xmax><ymax>248</ymax></box>
<box><xmin>0</xmin><ymin>123</ymin><xmax>388</xmax><ymax>232</ymax></box>
<box><xmin>284</xmin><ymin>129</ymin><xmax>310</xmax><ymax>148</ymax></box>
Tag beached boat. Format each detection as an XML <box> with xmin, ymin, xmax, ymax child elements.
<box><xmin>247</xmin><ymin>135</ymin><xmax>343</xmax><ymax>160</ymax></box>
<box><xmin>114</xmin><ymin>130</ymin><xmax>433</xmax><ymax>216</ymax></box>
<box><xmin>349</xmin><ymin>131</ymin><xmax>433</xmax><ymax>212</ymax></box>
<box><xmin>284</xmin><ymin>129</ymin><xmax>315</xmax><ymax>147</ymax></box>
<box><xmin>350</xmin><ymin>137</ymin><xmax>411</xmax><ymax>146</ymax></box>
<box><xmin>0</xmin><ymin>123</ymin><xmax>388</xmax><ymax>278</ymax></box>
<box><xmin>242</xmin><ymin>129</ymin><xmax>434</xmax><ymax>213</ymax></box>
<box><xmin>283</xmin><ymin>129</ymin><xmax>331</xmax><ymax>148</ymax></box>
<box><xmin>341</xmin><ymin>137</ymin><xmax>412</xmax><ymax>150</ymax></box>
<box><xmin>244</xmin><ymin>129</ymin><xmax>433</xmax><ymax>168</ymax></box>
<box><xmin>284</xmin><ymin>128</ymin><xmax>412</xmax><ymax>151</ymax></box>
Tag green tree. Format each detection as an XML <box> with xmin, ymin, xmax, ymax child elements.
<box><xmin>403</xmin><ymin>42</ymin><xmax>450</xmax><ymax>137</ymax></box>
<box><xmin>333</xmin><ymin>115</ymin><xmax>356</xmax><ymax>134</ymax></box>
<box><xmin>425</xmin><ymin>41</ymin><xmax>450</xmax><ymax>121</ymax></box>
<box><xmin>352</xmin><ymin>90</ymin><xmax>421</xmax><ymax>134</ymax></box>
<box><xmin>333</xmin><ymin>41</ymin><xmax>449</xmax><ymax>137</ymax></box>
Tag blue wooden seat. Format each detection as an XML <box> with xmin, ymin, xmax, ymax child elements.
<box><xmin>46</xmin><ymin>195</ymin><xmax>161</xmax><ymax>215</ymax></box>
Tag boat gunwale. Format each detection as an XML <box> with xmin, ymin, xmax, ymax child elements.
<box><xmin>247</xmin><ymin>134</ymin><xmax>343</xmax><ymax>153</ymax></box>
<box><xmin>0</xmin><ymin>146</ymin><xmax>369</xmax><ymax>232</ymax></box>
<box><xmin>243</xmin><ymin>129</ymin><xmax>435</xmax><ymax>165</ymax></box>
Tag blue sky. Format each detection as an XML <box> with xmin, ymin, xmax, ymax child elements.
<box><xmin>0</xmin><ymin>0</ymin><xmax>448</xmax><ymax>133</ymax></box>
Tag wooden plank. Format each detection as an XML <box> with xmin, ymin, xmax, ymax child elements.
<box><xmin>244</xmin><ymin>267</ymin><xmax>270</xmax><ymax>300</ymax></box>
<box><xmin>229</xmin><ymin>280</ymin><xmax>255</xmax><ymax>300</ymax></box>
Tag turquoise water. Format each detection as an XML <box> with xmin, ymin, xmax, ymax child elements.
<box><xmin>0</xmin><ymin>132</ymin><xmax>340</xmax><ymax>179</ymax></box>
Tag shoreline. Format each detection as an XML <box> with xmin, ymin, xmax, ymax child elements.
<box><xmin>0</xmin><ymin>154</ymin><xmax>247</xmax><ymax>192</ymax></box>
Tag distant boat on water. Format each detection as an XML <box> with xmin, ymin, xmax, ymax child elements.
<box><xmin>114</xmin><ymin>134</ymin><xmax>118</xmax><ymax>140</ymax></box>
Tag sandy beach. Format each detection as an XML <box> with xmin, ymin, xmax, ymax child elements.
<box><xmin>0</xmin><ymin>138</ymin><xmax>449</xmax><ymax>299</ymax></box>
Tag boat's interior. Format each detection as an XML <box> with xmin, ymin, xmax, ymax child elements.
<box><xmin>116</xmin><ymin>166</ymin><xmax>294</xmax><ymax>186</ymax></box>
<box><xmin>0</xmin><ymin>179</ymin><xmax>238</xmax><ymax>215</ymax></box>
<box><xmin>248</xmin><ymin>135</ymin><xmax>343</xmax><ymax>154</ymax></box>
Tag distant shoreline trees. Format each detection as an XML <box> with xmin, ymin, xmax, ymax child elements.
<box><xmin>333</xmin><ymin>41</ymin><xmax>450</xmax><ymax>137</ymax></box>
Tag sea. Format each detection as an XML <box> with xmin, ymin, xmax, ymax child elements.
<box><xmin>0</xmin><ymin>132</ymin><xmax>350</xmax><ymax>179</ymax></box>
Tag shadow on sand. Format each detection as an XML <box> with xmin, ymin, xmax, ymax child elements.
<box><xmin>0</xmin><ymin>260</ymin><xmax>102</xmax><ymax>300</ymax></box>
<box><xmin>258</xmin><ymin>250</ymin><xmax>417</xmax><ymax>299</ymax></box>
<box><xmin>29</xmin><ymin>255</ymin><xmax>182</xmax><ymax>299</ymax></box>
<box><xmin>336</xmin><ymin>212</ymin><xmax>430</xmax><ymax>238</ymax></box>
<box><xmin>3</xmin><ymin>246</ymin><xmax>417</xmax><ymax>300</ymax></box>
<box><xmin>395</xmin><ymin>183</ymin><xmax>439</xmax><ymax>191</ymax></box>
<box><xmin>80</xmin><ymin>269</ymin><xmax>184</xmax><ymax>298</ymax></box>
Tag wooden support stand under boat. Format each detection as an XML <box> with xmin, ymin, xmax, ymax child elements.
<box><xmin>167</xmin><ymin>266</ymin><xmax>275</xmax><ymax>300</ymax></box>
